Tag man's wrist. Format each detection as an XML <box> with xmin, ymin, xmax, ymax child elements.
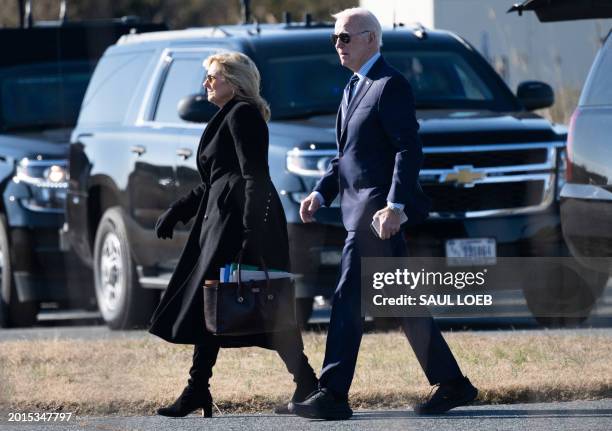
<box><xmin>386</xmin><ymin>201</ymin><xmax>404</xmax><ymax>215</ymax></box>
<box><xmin>313</xmin><ymin>191</ymin><xmax>325</xmax><ymax>206</ymax></box>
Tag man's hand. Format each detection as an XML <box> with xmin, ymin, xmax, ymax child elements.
<box><xmin>373</xmin><ymin>207</ymin><xmax>401</xmax><ymax>240</ymax></box>
<box><xmin>300</xmin><ymin>192</ymin><xmax>322</xmax><ymax>223</ymax></box>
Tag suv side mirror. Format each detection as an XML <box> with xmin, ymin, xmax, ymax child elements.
<box><xmin>517</xmin><ymin>81</ymin><xmax>555</xmax><ymax>111</ymax></box>
<box><xmin>178</xmin><ymin>93</ymin><xmax>217</xmax><ymax>123</ymax></box>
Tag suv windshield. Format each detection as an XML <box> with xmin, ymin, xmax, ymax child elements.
<box><xmin>0</xmin><ymin>61</ymin><xmax>93</xmax><ymax>132</ymax></box>
<box><xmin>263</xmin><ymin>49</ymin><xmax>517</xmax><ymax>119</ymax></box>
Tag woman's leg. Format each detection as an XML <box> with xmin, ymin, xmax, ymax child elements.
<box><xmin>189</xmin><ymin>341</ymin><xmax>221</xmax><ymax>390</ymax></box>
<box><xmin>272</xmin><ymin>329</ymin><xmax>318</xmax><ymax>412</ymax></box>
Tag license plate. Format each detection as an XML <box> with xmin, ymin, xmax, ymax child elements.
<box><xmin>445</xmin><ymin>238</ymin><xmax>497</xmax><ymax>266</ymax></box>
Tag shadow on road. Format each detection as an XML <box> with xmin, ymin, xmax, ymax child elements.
<box><xmin>349</xmin><ymin>408</ymin><xmax>612</xmax><ymax>421</ymax></box>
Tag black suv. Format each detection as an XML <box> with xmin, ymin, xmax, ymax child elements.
<box><xmin>0</xmin><ymin>12</ymin><xmax>166</xmax><ymax>327</ymax></box>
<box><xmin>512</xmin><ymin>1</ymin><xmax>612</xmax><ymax>291</ymax></box>
<box><xmin>66</xmin><ymin>19</ymin><xmax>604</xmax><ymax>329</ymax></box>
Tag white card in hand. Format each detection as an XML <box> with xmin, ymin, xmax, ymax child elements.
<box><xmin>370</xmin><ymin>211</ymin><xmax>408</xmax><ymax>239</ymax></box>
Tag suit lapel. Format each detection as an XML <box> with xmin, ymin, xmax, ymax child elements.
<box><xmin>341</xmin><ymin>78</ymin><xmax>373</xmax><ymax>132</ymax></box>
<box><xmin>339</xmin><ymin>57</ymin><xmax>385</xmax><ymax>144</ymax></box>
<box><xmin>335</xmin><ymin>106</ymin><xmax>342</xmax><ymax>144</ymax></box>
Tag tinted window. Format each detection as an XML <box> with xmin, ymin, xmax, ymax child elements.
<box><xmin>154</xmin><ymin>57</ymin><xmax>206</xmax><ymax>123</ymax></box>
<box><xmin>387</xmin><ymin>51</ymin><xmax>494</xmax><ymax>105</ymax></box>
<box><xmin>581</xmin><ymin>37</ymin><xmax>612</xmax><ymax>106</ymax></box>
<box><xmin>0</xmin><ymin>61</ymin><xmax>93</xmax><ymax>131</ymax></box>
<box><xmin>263</xmin><ymin>49</ymin><xmax>516</xmax><ymax>119</ymax></box>
<box><xmin>78</xmin><ymin>52</ymin><xmax>152</xmax><ymax>125</ymax></box>
<box><xmin>264</xmin><ymin>54</ymin><xmax>350</xmax><ymax>119</ymax></box>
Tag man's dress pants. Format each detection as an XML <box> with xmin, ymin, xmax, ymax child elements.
<box><xmin>319</xmin><ymin>229</ymin><xmax>464</xmax><ymax>397</ymax></box>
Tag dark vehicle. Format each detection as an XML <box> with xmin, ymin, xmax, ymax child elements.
<box><xmin>511</xmin><ymin>1</ymin><xmax>612</xmax><ymax>281</ymax></box>
<box><xmin>0</xmin><ymin>5</ymin><xmax>166</xmax><ymax>327</ymax></box>
<box><xmin>66</xmin><ymin>18</ymin><xmax>604</xmax><ymax>329</ymax></box>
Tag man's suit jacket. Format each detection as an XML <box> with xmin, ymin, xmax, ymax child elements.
<box><xmin>314</xmin><ymin>56</ymin><xmax>431</xmax><ymax>231</ymax></box>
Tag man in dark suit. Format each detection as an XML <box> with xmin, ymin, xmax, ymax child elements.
<box><xmin>294</xmin><ymin>8</ymin><xmax>478</xmax><ymax>420</ymax></box>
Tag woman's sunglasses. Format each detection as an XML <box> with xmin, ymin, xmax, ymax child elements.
<box><xmin>331</xmin><ymin>30</ymin><xmax>371</xmax><ymax>45</ymax></box>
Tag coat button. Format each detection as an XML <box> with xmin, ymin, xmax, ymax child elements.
<box><xmin>204</xmin><ymin>214</ymin><xmax>208</xmax><ymax>220</ymax></box>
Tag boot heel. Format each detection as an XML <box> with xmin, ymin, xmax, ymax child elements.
<box><xmin>203</xmin><ymin>390</ymin><xmax>213</xmax><ymax>417</ymax></box>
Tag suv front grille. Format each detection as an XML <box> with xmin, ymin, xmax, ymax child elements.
<box><xmin>424</xmin><ymin>181</ymin><xmax>545</xmax><ymax>213</ymax></box>
<box><xmin>423</xmin><ymin>148</ymin><xmax>548</xmax><ymax>169</ymax></box>
<box><xmin>420</xmin><ymin>142</ymin><xmax>563</xmax><ymax>218</ymax></box>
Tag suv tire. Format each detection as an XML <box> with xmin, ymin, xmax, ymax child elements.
<box><xmin>0</xmin><ymin>214</ymin><xmax>38</xmax><ymax>328</ymax></box>
<box><xmin>94</xmin><ymin>207</ymin><xmax>157</xmax><ymax>329</ymax></box>
<box><xmin>524</xmin><ymin>265</ymin><xmax>607</xmax><ymax>327</ymax></box>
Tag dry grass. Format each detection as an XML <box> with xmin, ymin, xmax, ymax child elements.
<box><xmin>1</xmin><ymin>331</ymin><xmax>611</xmax><ymax>416</ymax></box>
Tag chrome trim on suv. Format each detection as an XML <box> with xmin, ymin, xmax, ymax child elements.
<box><xmin>561</xmin><ymin>183</ymin><xmax>612</xmax><ymax>202</ymax></box>
<box><xmin>287</xmin><ymin>142</ymin><xmax>564</xmax><ymax>218</ymax></box>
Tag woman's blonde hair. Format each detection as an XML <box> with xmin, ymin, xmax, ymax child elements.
<box><xmin>203</xmin><ymin>52</ymin><xmax>271</xmax><ymax>121</ymax></box>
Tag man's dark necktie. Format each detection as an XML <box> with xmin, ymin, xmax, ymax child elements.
<box><xmin>344</xmin><ymin>74</ymin><xmax>360</xmax><ymax>108</ymax></box>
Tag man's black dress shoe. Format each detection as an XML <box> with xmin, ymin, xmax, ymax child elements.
<box><xmin>292</xmin><ymin>388</ymin><xmax>353</xmax><ymax>420</ymax></box>
<box><xmin>414</xmin><ymin>376</ymin><xmax>478</xmax><ymax>415</ymax></box>
<box><xmin>274</xmin><ymin>375</ymin><xmax>319</xmax><ymax>415</ymax></box>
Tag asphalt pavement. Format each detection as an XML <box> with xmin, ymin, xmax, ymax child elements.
<box><xmin>1</xmin><ymin>399</ymin><xmax>611</xmax><ymax>431</ymax></box>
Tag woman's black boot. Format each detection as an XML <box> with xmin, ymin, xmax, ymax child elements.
<box><xmin>157</xmin><ymin>385</ymin><xmax>213</xmax><ymax>417</ymax></box>
<box><xmin>158</xmin><ymin>342</ymin><xmax>219</xmax><ymax>418</ymax></box>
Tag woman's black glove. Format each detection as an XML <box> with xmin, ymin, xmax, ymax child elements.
<box><xmin>155</xmin><ymin>207</ymin><xmax>181</xmax><ymax>239</ymax></box>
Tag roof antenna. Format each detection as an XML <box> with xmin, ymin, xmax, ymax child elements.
<box><xmin>59</xmin><ymin>0</ymin><xmax>67</xmax><ymax>22</ymax></box>
<box><xmin>304</xmin><ymin>13</ymin><xmax>312</xmax><ymax>27</ymax></box>
<box><xmin>414</xmin><ymin>22</ymin><xmax>427</xmax><ymax>40</ymax></box>
<box><xmin>283</xmin><ymin>11</ymin><xmax>292</xmax><ymax>25</ymax></box>
<box><xmin>241</xmin><ymin>0</ymin><xmax>251</xmax><ymax>24</ymax></box>
<box><xmin>23</xmin><ymin>0</ymin><xmax>33</xmax><ymax>28</ymax></box>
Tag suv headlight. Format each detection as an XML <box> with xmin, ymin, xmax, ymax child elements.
<box><xmin>286</xmin><ymin>148</ymin><xmax>335</xmax><ymax>177</ymax></box>
<box><xmin>556</xmin><ymin>148</ymin><xmax>567</xmax><ymax>201</ymax></box>
<box><xmin>13</xmin><ymin>158</ymin><xmax>68</xmax><ymax>212</ymax></box>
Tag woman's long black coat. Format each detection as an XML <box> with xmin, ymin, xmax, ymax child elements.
<box><xmin>148</xmin><ymin>99</ymin><xmax>292</xmax><ymax>346</ymax></box>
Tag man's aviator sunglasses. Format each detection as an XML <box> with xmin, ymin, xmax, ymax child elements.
<box><xmin>331</xmin><ymin>30</ymin><xmax>371</xmax><ymax>45</ymax></box>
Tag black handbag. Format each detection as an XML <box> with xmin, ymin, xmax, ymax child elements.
<box><xmin>203</xmin><ymin>253</ymin><xmax>297</xmax><ymax>336</ymax></box>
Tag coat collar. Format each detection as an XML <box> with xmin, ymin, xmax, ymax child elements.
<box><xmin>197</xmin><ymin>97</ymin><xmax>240</xmax><ymax>151</ymax></box>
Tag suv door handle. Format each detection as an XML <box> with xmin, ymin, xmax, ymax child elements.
<box><xmin>130</xmin><ymin>145</ymin><xmax>146</xmax><ymax>156</ymax></box>
<box><xmin>176</xmin><ymin>148</ymin><xmax>193</xmax><ymax>160</ymax></box>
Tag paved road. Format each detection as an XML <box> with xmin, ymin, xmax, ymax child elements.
<box><xmin>2</xmin><ymin>324</ymin><xmax>612</xmax><ymax>342</ymax></box>
<box><xmin>1</xmin><ymin>399</ymin><xmax>611</xmax><ymax>431</ymax></box>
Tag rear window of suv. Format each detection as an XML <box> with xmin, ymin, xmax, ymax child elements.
<box><xmin>78</xmin><ymin>51</ymin><xmax>153</xmax><ymax>125</ymax></box>
<box><xmin>580</xmin><ymin>36</ymin><xmax>612</xmax><ymax>107</ymax></box>
<box><xmin>0</xmin><ymin>61</ymin><xmax>93</xmax><ymax>131</ymax></box>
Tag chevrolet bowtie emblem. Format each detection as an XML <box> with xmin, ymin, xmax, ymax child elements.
<box><xmin>440</xmin><ymin>166</ymin><xmax>485</xmax><ymax>187</ymax></box>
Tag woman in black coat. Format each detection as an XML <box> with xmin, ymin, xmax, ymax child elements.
<box><xmin>149</xmin><ymin>52</ymin><xmax>317</xmax><ymax>417</ymax></box>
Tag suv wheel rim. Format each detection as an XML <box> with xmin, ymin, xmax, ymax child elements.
<box><xmin>98</xmin><ymin>232</ymin><xmax>124</xmax><ymax>316</ymax></box>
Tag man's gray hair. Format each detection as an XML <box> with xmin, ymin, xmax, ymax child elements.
<box><xmin>332</xmin><ymin>7</ymin><xmax>383</xmax><ymax>48</ymax></box>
